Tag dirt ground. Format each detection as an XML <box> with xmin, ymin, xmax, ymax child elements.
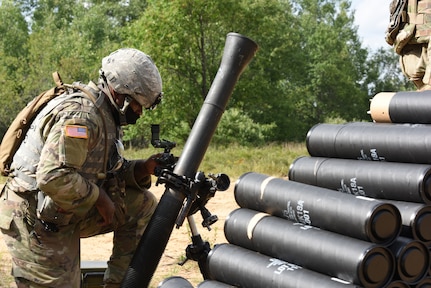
<box><xmin>0</xmin><ymin>182</ymin><xmax>239</xmax><ymax>288</ymax></box>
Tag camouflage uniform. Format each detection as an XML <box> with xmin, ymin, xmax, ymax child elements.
<box><xmin>386</xmin><ymin>0</ymin><xmax>431</xmax><ymax>90</ymax></box>
<box><xmin>0</xmin><ymin>82</ymin><xmax>157</xmax><ymax>287</ymax></box>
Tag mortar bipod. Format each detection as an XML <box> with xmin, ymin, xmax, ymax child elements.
<box><xmin>156</xmin><ymin>169</ymin><xmax>230</xmax><ymax>279</ymax></box>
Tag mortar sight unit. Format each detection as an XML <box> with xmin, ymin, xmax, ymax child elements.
<box><xmin>150</xmin><ymin>124</ymin><xmax>177</xmax><ymax>175</ymax></box>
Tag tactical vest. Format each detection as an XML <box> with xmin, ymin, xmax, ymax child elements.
<box><xmin>386</xmin><ymin>0</ymin><xmax>431</xmax><ymax>54</ymax></box>
<box><xmin>8</xmin><ymin>83</ymin><xmax>117</xmax><ymax>193</ymax></box>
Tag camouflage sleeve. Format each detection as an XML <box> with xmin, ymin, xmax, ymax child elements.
<box><xmin>36</xmin><ymin>97</ymin><xmax>102</xmax><ymax>218</ymax></box>
<box><xmin>123</xmin><ymin>160</ymin><xmax>152</xmax><ymax>190</ymax></box>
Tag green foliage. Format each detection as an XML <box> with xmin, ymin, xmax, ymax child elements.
<box><xmin>213</xmin><ymin>108</ymin><xmax>276</xmax><ymax>146</ymax></box>
<box><xmin>365</xmin><ymin>47</ymin><xmax>415</xmax><ymax>93</ymax></box>
<box><xmin>287</xmin><ymin>0</ymin><xmax>370</xmax><ymax>122</ymax></box>
<box><xmin>0</xmin><ymin>0</ymin><xmax>410</xmax><ymax>144</ymax></box>
<box><xmin>122</xmin><ymin>0</ymin><xmax>245</xmax><ymax>140</ymax></box>
<box><xmin>122</xmin><ymin>0</ymin><xmax>303</xmax><ymax>142</ymax></box>
<box><xmin>201</xmin><ymin>142</ymin><xmax>308</xmax><ymax>178</ymax></box>
<box><xmin>0</xmin><ymin>0</ymin><xmax>29</xmax><ymax>136</ymax></box>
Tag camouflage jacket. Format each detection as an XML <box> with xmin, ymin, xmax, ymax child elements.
<box><xmin>8</xmin><ymin>82</ymin><xmax>130</xmax><ymax>219</ymax></box>
<box><xmin>386</xmin><ymin>0</ymin><xmax>431</xmax><ymax>54</ymax></box>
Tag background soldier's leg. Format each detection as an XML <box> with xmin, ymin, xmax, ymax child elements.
<box><xmin>400</xmin><ymin>44</ymin><xmax>426</xmax><ymax>89</ymax></box>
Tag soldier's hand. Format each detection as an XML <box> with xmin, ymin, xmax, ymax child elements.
<box><xmin>95</xmin><ymin>187</ymin><xmax>115</xmax><ymax>226</ymax></box>
<box><xmin>134</xmin><ymin>154</ymin><xmax>163</xmax><ymax>176</ymax></box>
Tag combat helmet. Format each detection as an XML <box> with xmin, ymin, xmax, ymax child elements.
<box><xmin>100</xmin><ymin>48</ymin><xmax>163</xmax><ymax>110</ymax></box>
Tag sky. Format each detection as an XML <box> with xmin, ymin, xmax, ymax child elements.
<box><xmin>350</xmin><ymin>0</ymin><xmax>392</xmax><ymax>51</ymax></box>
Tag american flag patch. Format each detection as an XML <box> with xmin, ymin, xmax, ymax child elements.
<box><xmin>65</xmin><ymin>125</ymin><xmax>88</xmax><ymax>139</ymax></box>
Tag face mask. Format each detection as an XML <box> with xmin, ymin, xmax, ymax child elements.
<box><xmin>116</xmin><ymin>96</ymin><xmax>140</xmax><ymax>125</ymax></box>
<box><xmin>124</xmin><ymin>105</ymin><xmax>140</xmax><ymax>125</ymax></box>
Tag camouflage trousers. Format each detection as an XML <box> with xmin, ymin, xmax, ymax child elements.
<box><xmin>0</xmin><ymin>184</ymin><xmax>157</xmax><ymax>288</ymax></box>
<box><xmin>400</xmin><ymin>43</ymin><xmax>431</xmax><ymax>90</ymax></box>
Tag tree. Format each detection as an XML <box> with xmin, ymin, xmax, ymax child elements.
<box><xmin>0</xmin><ymin>0</ymin><xmax>138</xmax><ymax>136</ymax></box>
<box><xmin>124</xmin><ymin>0</ymin><xmax>243</xmax><ymax>118</ymax></box>
<box><xmin>0</xmin><ymin>0</ymin><xmax>410</xmax><ymax>144</ymax></box>
<box><xmin>123</xmin><ymin>0</ymin><xmax>301</xmax><ymax>142</ymax></box>
<box><xmin>0</xmin><ymin>0</ymin><xmax>29</xmax><ymax>135</ymax></box>
<box><xmin>365</xmin><ymin>47</ymin><xmax>414</xmax><ymax>94</ymax></box>
<box><xmin>122</xmin><ymin>0</ymin><xmax>374</xmax><ymax>142</ymax></box>
<box><xmin>284</xmin><ymin>0</ymin><xmax>370</xmax><ymax>132</ymax></box>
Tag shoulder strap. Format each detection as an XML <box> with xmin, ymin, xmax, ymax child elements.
<box><xmin>0</xmin><ymin>72</ymin><xmax>66</xmax><ymax>175</ymax></box>
<box><xmin>0</xmin><ymin>72</ymin><xmax>109</xmax><ymax>177</ymax></box>
<box><xmin>53</xmin><ymin>71</ymin><xmax>63</xmax><ymax>88</ymax></box>
<box><xmin>64</xmin><ymin>83</ymin><xmax>98</xmax><ymax>104</ymax></box>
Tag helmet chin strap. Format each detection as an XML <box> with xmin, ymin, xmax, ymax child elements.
<box><xmin>120</xmin><ymin>96</ymin><xmax>132</xmax><ymax>115</ymax></box>
<box><xmin>99</xmin><ymin>74</ymin><xmax>121</xmax><ymax>111</ymax></box>
<box><xmin>99</xmin><ymin>71</ymin><xmax>139</xmax><ymax>126</ymax></box>
<box><xmin>99</xmin><ymin>72</ymin><xmax>132</xmax><ymax>124</ymax></box>
<box><xmin>118</xmin><ymin>97</ymin><xmax>133</xmax><ymax>126</ymax></box>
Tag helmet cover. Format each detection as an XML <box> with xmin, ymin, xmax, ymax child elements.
<box><xmin>101</xmin><ymin>48</ymin><xmax>162</xmax><ymax>109</ymax></box>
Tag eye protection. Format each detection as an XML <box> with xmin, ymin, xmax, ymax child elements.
<box><xmin>147</xmin><ymin>92</ymin><xmax>163</xmax><ymax>110</ymax></box>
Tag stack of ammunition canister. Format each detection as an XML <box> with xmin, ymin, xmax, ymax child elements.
<box><xmin>160</xmin><ymin>91</ymin><xmax>431</xmax><ymax>288</ymax></box>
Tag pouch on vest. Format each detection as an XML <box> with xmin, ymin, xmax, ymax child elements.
<box><xmin>37</xmin><ymin>191</ymin><xmax>74</xmax><ymax>229</ymax></box>
<box><xmin>386</xmin><ymin>0</ymin><xmax>408</xmax><ymax>45</ymax></box>
<box><xmin>394</xmin><ymin>23</ymin><xmax>417</xmax><ymax>54</ymax></box>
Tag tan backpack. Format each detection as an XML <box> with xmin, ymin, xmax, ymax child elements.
<box><xmin>0</xmin><ymin>72</ymin><xmax>105</xmax><ymax>176</ymax></box>
<box><xmin>0</xmin><ymin>72</ymin><xmax>66</xmax><ymax>176</ymax></box>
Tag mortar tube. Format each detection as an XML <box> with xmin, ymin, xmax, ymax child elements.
<box><xmin>120</xmin><ymin>33</ymin><xmax>258</xmax><ymax>288</ymax></box>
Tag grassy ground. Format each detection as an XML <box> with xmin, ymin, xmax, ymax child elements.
<box><xmin>0</xmin><ymin>142</ymin><xmax>309</xmax><ymax>287</ymax></box>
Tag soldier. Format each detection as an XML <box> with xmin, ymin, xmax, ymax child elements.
<box><xmin>386</xmin><ymin>0</ymin><xmax>431</xmax><ymax>90</ymax></box>
<box><xmin>0</xmin><ymin>48</ymin><xmax>164</xmax><ymax>287</ymax></box>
